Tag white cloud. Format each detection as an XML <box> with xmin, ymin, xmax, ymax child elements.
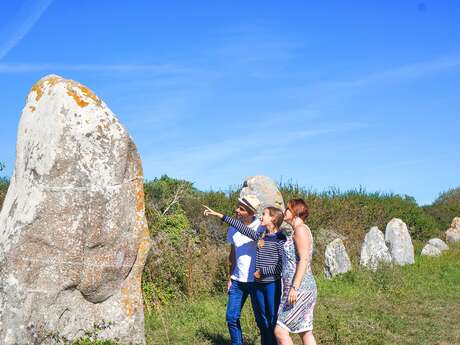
<box><xmin>0</xmin><ymin>62</ymin><xmax>192</xmax><ymax>74</ymax></box>
<box><xmin>316</xmin><ymin>56</ymin><xmax>460</xmax><ymax>91</ymax></box>
<box><xmin>141</xmin><ymin>121</ymin><xmax>369</xmax><ymax>178</ymax></box>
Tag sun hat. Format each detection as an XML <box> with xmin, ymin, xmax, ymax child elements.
<box><xmin>238</xmin><ymin>195</ymin><xmax>261</xmax><ymax>213</ymax></box>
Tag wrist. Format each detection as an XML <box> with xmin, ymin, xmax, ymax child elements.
<box><xmin>291</xmin><ymin>285</ymin><xmax>299</xmax><ymax>291</ymax></box>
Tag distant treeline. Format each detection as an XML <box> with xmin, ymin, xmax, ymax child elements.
<box><xmin>0</xmin><ymin>173</ymin><xmax>459</xmax><ymax>307</ymax></box>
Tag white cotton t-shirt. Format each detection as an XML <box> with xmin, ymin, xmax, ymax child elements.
<box><xmin>226</xmin><ymin>217</ymin><xmax>261</xmax><ymax>283</ymax></box>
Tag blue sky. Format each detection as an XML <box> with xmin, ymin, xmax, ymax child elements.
<box><xmin>0</xmin><ymin>1</ymin><xmax>459</xmax><ymax>205</ymax></box>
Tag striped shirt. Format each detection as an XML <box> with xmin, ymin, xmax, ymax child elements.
<box><xmin>223</xmin><ymin>215</ymin><xmax>286</xmax><ymax>283</ymax></box>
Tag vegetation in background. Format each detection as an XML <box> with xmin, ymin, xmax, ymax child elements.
<box><xmin>424</xmin><ymin>187</ymin><xmax>460</xmax><ymax>230</ymax></box>
<box><xmin>140</xmin><ymin>176</ymin><xmax>448</xmax><ymax>308</ymax></box>
<box><xmin>0</xmin><ymin>162</ymin><xmax>8</xmax><ymax>209</ymax></box>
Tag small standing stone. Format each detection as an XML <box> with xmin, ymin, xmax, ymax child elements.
<box><xmin>324</xmin><ymin>238</ymin><xmax>352</xmax><ymax>279</ymax></box>
<box><xmin>360</xmin><ymin>226</ymin><xmax>392</xmax><ymax>270</ymax></box>
<box><xmin>385</xmin><ymin>218</ymin><xmax>415</xmax><ymax>266</ymax></box>
<box><xmin>421</xmin><ymin>244</ymin><xmax>442</xmax><ymax>257</ymax></box>
<box><xmin>445</xmin><ymin>217</ymin><xmax>460</xmax><ymax>243</ymax></box>
<box><xmin>427</xmin><ymin>238</ymin><xmax>449</xmax><ymax>251</ymax></box>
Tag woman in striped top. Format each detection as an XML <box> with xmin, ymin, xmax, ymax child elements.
<box><xmin>203</xmin><ymin>205</ymin><xmax>286</xmax><ymax>345</ymax></box>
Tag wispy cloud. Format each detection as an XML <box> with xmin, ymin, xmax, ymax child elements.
<box><xmin>0</xmin><ymin>62</ymin><xmax>193</xmax><ymax>74</ymax></box>
<box><xmin>293</xmin><ymin>122</ymin><xmax>368</xmax><ymax>139</ymax></box>
<box><xmin>316</xmin><ymin>56</ymin><xmax>460</xmax><ymax>91</ymax></box>
<box><xmin>142</xmin><ymin>121</ymin><xmax>369</xmax><ymax>178</ymax></box>
<box><xmin>0</xmin><ymin>0</ymin><xmax>54</xmax><ymax>60</ymax></box>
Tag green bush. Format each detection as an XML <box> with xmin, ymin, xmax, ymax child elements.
<box><xmin>0</xmin><ymin>177</ymin><xmax>8</xmax><ymax>210</ymax></box>
<box><xmin>142</xmin><ymin>176</ymin><xmax>232</xmax><ymax>307</ymax></box>
<box><xmin>424</xmin><ymin>187</ymin><xmax>460</xmax><ymax>230</ymax></box>
<box><xmin>148</xmin><ymin>212</ymin><xmax>191</xmax><ymax>243</ymax></box>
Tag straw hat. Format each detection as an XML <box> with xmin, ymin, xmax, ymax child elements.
<box><xmin>238</xmin><ymin>195</ymin><xmax>261</xmax><ymax>213</ymax></box>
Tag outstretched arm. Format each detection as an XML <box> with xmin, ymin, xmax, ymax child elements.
<box><xmin>221</xmin><ymin>215</ymin><xmax>260</xmax><ymax>240</ymax></box>
<box><xmin>203</xmin><ymin>205</ymin><xmax>260</xmax><ymax>240</ymax></box>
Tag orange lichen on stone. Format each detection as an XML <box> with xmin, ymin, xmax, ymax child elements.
<box><xmin>119</xmin><ymin>162</ymin><xmax>152</xmax><ymax>317</ymax></box>
<box><xmin>66</xmin><ymin>87</ymin><xmax>90</xmax><ymax>108</ymax></box>
<box><xmin>121</xmin><ymin>285</ymin><xmax>138</xmax><ymax>317</ymax></box>
<box><xmin>29</xmin><ymin>106</ymin><xmax>36</xmax><ymax>112</ymax></box>
<box><xmin>65</xmin><ymin>81</ymin><xmax>103</xmax><ymax>108</ymax></box>
<box><xmin>135</xmin><ymin>182</ymin><xmax>145</xmax><ymax>214</ymax></box>
<box><xmin>31</xmin><ymin>82</ymin><xmax>44</xmax><ymax>102</ymax></box>
<box><xmin>30</xmin><ymin>76</ymin><xmax>62</xmax><ymax>102</ymax></box>
<box><xmin>78</xmin><ymin>84</ymin><xmax>103</xmax><ymax>107</ymax></box>
<box><xmin>120</xmin><ymin>227</ymin><xmax>151</xmax><ymax>317</ymax></box>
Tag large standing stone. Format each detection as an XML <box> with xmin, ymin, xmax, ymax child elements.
<box><xmin>427</xmin><ymin>238</ymin><xmax>449</xmax><ymax>251</ymax></box>
<box><xmin>0</xmin><ymin>75</ymin><xmax>152</xmax><ymax>344</ymax></box>
<box><xmin>384</xmin><ymin>218</ymin><xmax>415</xmax><ymax>266</ymax></box>
<box><xmin>240</xmin><ymin>176</ymin><xmax>285</xmax><ymax>213</ymax></box>
<box><xmin>421</xmin><ymin>244</ymin><xmax>441</xmax><ymax>257</ymax></box>
<box><xmin>445</xmin><ymin>217</ymin><xmax>460</xmax><ymax>243</ymax></box>
<box><xmin>324</xmin><ymin>238</ymin><xmax>352</xmax><ymax>279</ymax></box>
<box><xmin>360</xmin><ymin>226</ymin><xmax>392</xmax><ymax>270</ymax></box>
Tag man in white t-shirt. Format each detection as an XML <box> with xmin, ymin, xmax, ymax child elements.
<box><xmin>226</xmin><ymin>195</ymin><xmax>262</xmax><ymax>345</ymax></box>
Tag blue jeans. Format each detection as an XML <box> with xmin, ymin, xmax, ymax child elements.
<box><xmin>226</xmin><ymin>280</ymin><xmax>258</xmax><ymax>345</ymax></box>
<box><xmin>252</xmin><ymin>280</ymin><xmax>281</xmax><ymax>345</ymax></box>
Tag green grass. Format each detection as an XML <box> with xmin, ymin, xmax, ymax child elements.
<box><xmin>144</xmin><ymin>244</ymin><xmax>460</xmax><ymax>345</ymax></box>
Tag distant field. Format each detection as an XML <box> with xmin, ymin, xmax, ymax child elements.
<box><xmin>145</xmin><ymin>244</ymin><xmax>460</xmax><ymax>345</ymax></box>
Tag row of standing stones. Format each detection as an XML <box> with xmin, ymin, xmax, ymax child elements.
<box><xmin>240</xmin><ymin>175</ymin><xmax>460</xmax><ymax>279</ymax></box>
<box><xmin>324</xmin><ymin>217</ymin><xmax>459</xmax><ymax>279</ymax></box>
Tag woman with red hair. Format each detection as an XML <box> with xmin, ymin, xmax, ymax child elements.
<box><xmin>275</xmin><ymin>198</ymin><xmax>317</xmax><ymax>345</ymax></box>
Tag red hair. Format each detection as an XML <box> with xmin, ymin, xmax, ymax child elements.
<box><xmin>287</xmin><ymin>198</ymin><xmax>309</xmax><ymax>221</ymax></box>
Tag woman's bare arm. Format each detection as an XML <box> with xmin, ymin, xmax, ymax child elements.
<box><xmin>288</xmin><ymin>225</ymin><xmax>312</xmax><ymax>303</ymax></box>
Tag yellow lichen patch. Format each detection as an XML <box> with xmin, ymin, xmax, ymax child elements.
<box><xmin>65</xmin><ymin>81</ymin><xmax>103</xmax><ymax>108</ymax></box>
<box><xmin>29</xmin><ymin>106</ymin><xmax>36</xmax><ymax>112</ymax></box>
<box><xmin>30</xmin><ymin>82</ymin><xmax>44</xmax><ymax>102</ymax></box>
<box><xmin>120</xmin><ymin>227</ymin><xmax>151</xmax><ymax>317</ymax></box>
<box><xmin>120</xmin><ymin>155</ymin><xmax>152</xmax><ymax>318</ymax></box>
<box><xmin>30</xmin><ymin>76</ymin><xmax>62</xmax><ymax>102</ymax></box>
<box><xmin>135</xmin><ymin>182</ymin><xmax>145</xmax><ymax>214</ymax></box>
<box><xmin>66</xmin><ymin>86</ymin><xmax>90</xmax><ymax>108</ymax></box>
<box><xmin>137</xmin><ymin>226</ymin><xmax>151</xmax><ymax>259</ymax></box>
<box><xmin>77</xmin><ymin>84</ymin><xmax>103</xmax><ymax>107</ymax></box>
<box><xmin>121</xmin><ymin>285</ymin><xmax>138</xmax><ymax>317</ymax></box>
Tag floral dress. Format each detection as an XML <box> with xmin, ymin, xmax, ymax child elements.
<box><xmin>277</xmin><ymin>225</ymin><xmax>317</xmax><ymax>333</ymax></box>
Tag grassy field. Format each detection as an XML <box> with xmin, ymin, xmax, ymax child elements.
<box><xmin>144</xmin><ymin>243</ymin><xmax>460</xmax><ymax>345</ymax></box>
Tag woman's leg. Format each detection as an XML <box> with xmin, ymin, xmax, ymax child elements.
<box><xmin>274</xmin><ymin>325</ymin><xmax>294</xmax><ymax>345</ymax></box>
<box><xmin>298</xmin><ymin>330</ymin><xmax>317</xmax><ymax>345</ymax></box>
